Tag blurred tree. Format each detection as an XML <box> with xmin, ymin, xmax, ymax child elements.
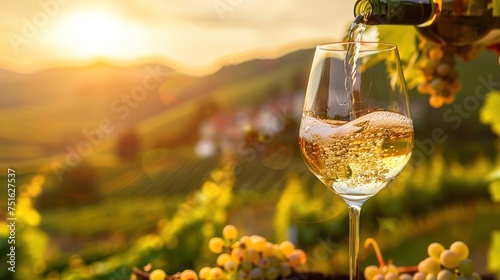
<box><xmin>116</xmin><ymin>126</ymin><xmax>140</xmax><ymax>161</ymax></box>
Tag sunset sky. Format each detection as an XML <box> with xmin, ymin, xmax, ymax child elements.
<box><xmin>0</xmin><ymin>0</ymin><xmax>354</xmax><ymax>74</ymax></box>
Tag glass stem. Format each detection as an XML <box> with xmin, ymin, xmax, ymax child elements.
<box><xmin>347</xmin><ymin>202</ymin><xmax>363</xmax><ymax>280</ymax></box>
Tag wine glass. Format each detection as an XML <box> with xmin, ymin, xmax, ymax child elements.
<box><xmin>299</xmin><ymin>42</ymin><xmax>414</xmax><ymax>280</ymax></box>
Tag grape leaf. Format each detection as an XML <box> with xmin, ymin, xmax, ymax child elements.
<box><xmin>376</xmin><ymin>25</ymin><xmax>418</xmax><ymax>62</ymax></box>
<box><xmin>489</xmin><ymin>181</ymin><xmax>500</xmax><ymax>202</ymax></box>
<box><xmin>489</xmin><ymin>230</ymin><xmax>500</xmax><ymax>274</ymax></box>
<box><xmin>479</xmin><ymin>91</ymin><xmax>500</xmax><ymax>137</ymax></box>
<box><xmin>482</xmin><ymin>91</ymin><xmax>500</xmax><ymax>203</ymax></box>
<box><xmin>488</xmin><ymin>167</ymin><xmax>500</xmax><ymax>182</ymax></box>
<box><xmin>489</xmin><ymin>0</ymin><xmax>500</xmax><ymax>17</ymax></box>
<box><xmin>374</xmin><ymin>25</ymin><xmax>424</xmax><ymax>89</ymax></box>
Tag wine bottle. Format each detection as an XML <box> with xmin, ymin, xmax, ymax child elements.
<box><xmin>353</xmin><ymin>0</ymin><xmax>500</xmax><ymax>46</ymax></box>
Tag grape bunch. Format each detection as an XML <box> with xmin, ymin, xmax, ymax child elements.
<box><xmin>363</xmin><ymin>237</ymin><xmax>413</xmax><ymax>280</ymax></box>
<box><xmin>416</xmin><ymin>41</ymin><xmax>463</xmax><ymax>108</ymax></box>
<box><xmin>414</xmin><ymin>241</ymin><xmax>480</xmax><ymax>280</ymax></box>
<box><xmin>203</xmin><ymin>224</ymin><xmax>307</xmax><ymax>280</ymax></box>
<box><xmin>364</xmin><ymin>262</ymin><xmax>408</xmax><ymax>280</ymax></box>
<box><xmin>363</xmin><ymin>240</ymin><xmax>481</xmax><ymax>280</ymax></box>
<box><xmin>132</xmin><ymin>225</ymin><xmax>307</xmax><ymax>280</ymax></box>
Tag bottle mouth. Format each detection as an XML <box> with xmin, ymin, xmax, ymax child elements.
<box><xmin>353</xmin><ymin>0</ymin><xmax>373</xmax><ymax>19</ymax></box>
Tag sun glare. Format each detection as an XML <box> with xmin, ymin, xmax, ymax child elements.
<box><xmin>46</xmin><ymin>9</ymin><xmax>144</xmax><ymax>61</ymax></box>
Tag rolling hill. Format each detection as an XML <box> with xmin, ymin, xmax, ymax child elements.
<box><xmin>0</xmin><ymin>48</ymin><xmax>315</xmax><ymax>168</ymax></box>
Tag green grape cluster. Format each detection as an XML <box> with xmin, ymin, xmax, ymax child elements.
<box><xmin>415</xmin><ymin>241</ymin><xmax>480</xmax><ymax>280</ymax></box>
<box><xmin>132</xmin><ymin>225</ymin><xmax>307</xmax><ymax>280</ymax></box>
<box><xmin>416</xmin><ymin>42</ymin><xmax>463</xmax><ymax>108</ymax></box>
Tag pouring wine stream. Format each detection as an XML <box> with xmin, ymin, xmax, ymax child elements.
<box><xmin>344</xmin><ymin>13</ymin><xmax>369</xmax><ymax>120</ymax></box>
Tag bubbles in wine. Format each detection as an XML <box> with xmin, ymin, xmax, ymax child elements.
<box><xmin>299</xmin><ymin>111</ymin><xmax>413</xmax><ymax>197</ymax></box>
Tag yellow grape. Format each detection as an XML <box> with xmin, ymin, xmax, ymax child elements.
<box><xmin>431</xmin><ymin>78</ymin><xmax>446</xmax><ymax>93</ymax></box>
<box><xmin>250</xmin><ymin>235</ymin><xmax>267</xmax><ymax>252</ymax></box>
<box><xmin>223</xmin><ymin>225</ymin><xmax>238</xmax><ymax>241</ymax></box>
<box><xmin>440</xmin><ymin>250</ymin><xmax>459</xmax><ymax>269</ymax></box>
<box><xmin>436</xmin><ymin>64</ymin><xmax>451</xmax><ymax>76</ymax></box>
<box><xmin>199</xmin><ymin>267</ymin><xmax>212</xmax><ymax>280</ymax></box>
<box><xmin>232</xmin><ymin>241</ymin><xmax>243</xmax><ymax>249</ymax></box>
<box><xmin>292</xmin><ymin>249</ymin><xmax>307</xmax><ymax>265</ymax></box>
<box><xmin>247</xmin><ymin>248</ymin><xmax>260</xmax><ymax>265</ymax></box>
<box><xmin>279</xmin><ymin>241</ymin><xmax>295</xmax><ymax>258</ymax></box>
<box><xmin>413</xmin><ymin>272</ymin><xmax>426</xmax><ymax>280</ymax></box>
<box><xmin>437</xmin><ymin>269</ymin><xmax>455</xmax><ymax>280</ymax></box>
<box><xmin>272</xmin><ymin>244</ymin><xmax>283</xmax><ymax>258</ymax></box>
<box><xmin>429</xmin><ymin>95</ymin><xmax>445</xmax><ymax>108</ymax></box>
<box><xmin>181</xmin><ymin>270</ymin><xmax>199</xmax><ymax>280</ymax></box>
<box><xmin>287</xmin><ymin>253</ymin><xmax>300</xmax><ymax>269</ymax></box>
<box><xmin>427</xmin><ymin>242</ymin><xmax>445</xmax><ymax>260</ymax></box>
<box><xmin>426</xmin><ymin>274</ymin><xmax>437</xmax><ymax>280</ymax></box>
<box><xmin>262</xmin><ymin>242</ymin><xmax>275</xmax><ymax>257</ymax></box>
<box><xmin>209</xmin><ymin>237</ymin><xmax>225</xmax><ymax>254</ymax></box>
<box><xmin>385</xmin><ymin>272</ymin><xmax>398</xmax><ymax>280</ymax></box>
<box><xmin>209</xmin><ymin>267</ymin><xmax>225</xmax><ymax>280</ymax></box>
<box><xmin>150</xmin><ymin>269</ymin><xmax>167</xmax><ymax>280</ymax></box>
<box><xmin>450</xmin><ymin>241</ymin><xmax>469</xmax><ymax>260</ymax></box>
<box><xmin>418</xmin><ymin>257</ymin><xmax>441</xmax><ymax>275</ymax></box>
<box><xmin>399</xmin><ymin>273</ymin><xmax>413</xmax><ymax>280</ymax></box>
<box><xmin>381</xmin><ymin>264</ymin><xmax>398</xmax><ymax>275</ymax></box>
<box><xmin>231</xmin><ymin>247</ymin><xmax>246</xmax><ymax>263</ymax></box>
<box><xmin>417</xmin><ymin>83</ymin><xmax>432</xmax><ymax>94</ymax></box>
<box><xmin>217</xmin><ymin>253</ymin><xmax>231</xmax><ymax>266</ymax></box>
<box><xmin>239</xmin><ymin>236</ymin><xmax>251</xmax><ymax>248</ymax></box>
<box><xmin>223</xmin><ymin>260</ymin><xmax>238</xmax><ymax>274</ymax></box>
<box><xmin>374</xmin><ymin>273</ymin><xmax>385</xmax><ymax>280</ymax></box>
<box><xmin>364</xmin><ymin>265</ymin><xmax>380</xmax><ymax>280</ymax></box>
<box><xmin>429</xmin><ymin>47</ymin><xmax>444</xmax><ymax>61</ymax></box>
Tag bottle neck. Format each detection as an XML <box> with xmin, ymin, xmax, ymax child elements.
<box><xmin>354</xmin><ymin>0</ymin><xmax>439</xmax><ymax>26</ymax></box>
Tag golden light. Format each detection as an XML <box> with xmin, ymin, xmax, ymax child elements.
<box><xmin>45</xmin><ymin>8</ymin><xmax>144</xmax><ymax>61</ymax></box>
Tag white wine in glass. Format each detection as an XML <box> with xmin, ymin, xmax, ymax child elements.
<box><xmin>299</xmin><ymin>42</ymin><xmax>414</xmax><ymax>280</ymax></box>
